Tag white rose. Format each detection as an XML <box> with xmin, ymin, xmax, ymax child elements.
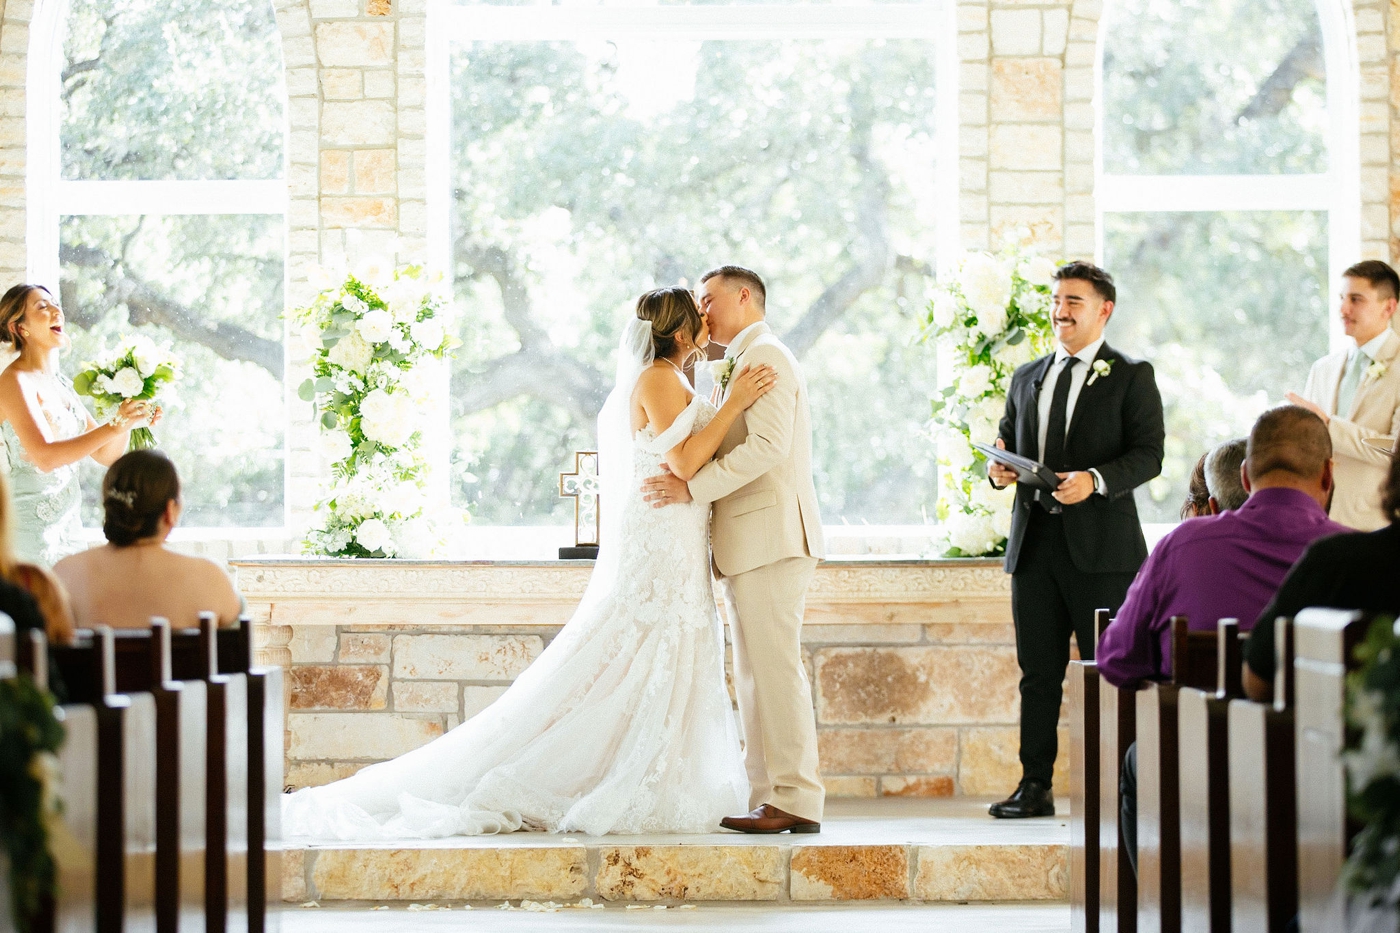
<box><xmin>382</xmin><ymin>480</ymin><xmax>424</xmax><ymax>518</ymax></box>
<box><xmin>358</xmin><ymin>257</ymin><xmax>394</xmax><ymax>288</ymax></box>
<box><xmin>393</xmin><ymin>516</ymin><xmax>438</xmax><ymax>559</ymax></box>
<box><xmin>931</xmin><ymin>290</ymin><xmax>958</xmax><ymax>328</ymax></box>
<box><xmin>360</xmin><ymin>389</ymin><xmax>417</xmax><ymax>448</ymax></box>
<box><xmin>309</xmin><ymin>265</ymin><xmax>340</xmax><ymax>293</ymax></box>
<box><xmin>335</xmin><ymin>487</ymin><xmax>374</xmax><ymax>521</ymax></box>
<box><xmin>341</xmin><ymin>293</ymin><xmax>369</xmax><ymax>316</ymax></box>
<box><xmin>385</xmin><ymin>280</ymin><xmax>423</xmax><ymax>324</ymax></box>
<box><xmin>327</xmin><ymin>331</ymin><xmax>373</xmax><ymax>374</ymax></box>
<box><xmin>1022</xmin><ymin>255</ymin><xmax>1059</xmax><ymax>288</ymax></box>
<box><xmin>318</xmin><ymin>429</ymin><xmax>354</xmax><ymax>464</ymax></box>
<box><xmin>110</xmin><ymin>367</ymin><xmax>145</xmax><ymax>398</ymax></box>
<box><xmin>387</xmin><ymin>329</ymin><xmax>411</xmax><ymax>353</ymax></box>
<box><xmin>125</xmin><ymin>336</ymin><xmax>162</xmax><ymax>378</ymax></box>
<box><xmin>972</xmin><ymin>302</ymin><xmax>1008</xmax><ymax>339</ymax></box>
<box><xmin>947</xmin><ymin>512</ymin><xmax>1000</xmax><ymax>556</ymax></box>
<box><xmin>398</xmin><ymin>365</ymin><xmax>435</xmax><ymax>402</ymax></box>
<box><xmin>968</xmin><ymin>418</ymin><xmax>999</xmax><ymax>446</ymax></box>
<box><xmin>958</xmin><ymin>253</ymin><xmax>1012</xmax><ymax>327</ymax></box>
<box><xmin>357</xmin><ymin>308</ymin><xmax>394</xmax><ymax>344</ymax></box>
<box><xmin>93</xmin><ymin>374</ymin><xmax>114</xmax><ymax>397</ymax></box>
<box><xmin>354</xmin><ymin>517</ymin><xmax>393</xmax><ymax>554</ymax></box>
<box><xmin>409</xmin><ymin>318</ymin><xmax>445</xmax><ymax>351</ymax></box>
<box><xmin>957</xmin><ymin>363</ymin><xmax>994</xmax><ymax>398</ymax></box>
<box><xmin>939</xmin><ymin>431</ymin><xmax>975</xmax><ymax>470</ymax></box>
<box><xmin>996</xmin><ymin>336</ymin><xmax>1037</xmax><ymax>369</ymax></box>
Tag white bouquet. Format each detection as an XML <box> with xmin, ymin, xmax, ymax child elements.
<box><xmin>71</xmin><ymin>334</ymin><xmax>179</xmax><ymax>450</ymax></box>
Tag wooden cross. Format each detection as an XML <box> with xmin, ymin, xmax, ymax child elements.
<box><xmin>559</xmin><ymin>451</ymin><xmax>601</xmax><ymax>550</ymax></box>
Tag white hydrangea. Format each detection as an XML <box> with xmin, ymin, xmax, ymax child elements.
<box><xmin>327</xmin><ymin>331</ymin><xmax>373</xmax><ymax>374</ymax></box>
<box><xmin>398</xmin><ymin>365</ymin><xmax>435</xmax><ymax>402</ymax></box>
<box><xmin>410</xmin><ymin>318</ymin><xmax>445</xmax><ymax>351</ymax></box>
<box><xmin>382</xmin><ymin>480</ymin><xmax>424</xmax><ymax>518</ymax></box>
<box><xmin>957</xmin><ymin>363</ymin><xmax>994</xmax><ymax>399</ymax></box>
<box><xmin>392</xmin><ymin>516</ymin><xmax>437</xmax><ymax>559</ymax></box>
<box><xmin>970</xmin><ymin>476</ymin><xmax>1015</xmax><ymax>512</ymax></box>
<box><xmin>357</xmin><ymin>308</ymin><xmax>394</xmax><ymax>344</ymax></box>
<box><xmin>110</xmin><ymin>367</ymin><xmax>145</xmax><ymax>398</ymax></box>
<box><xmin>959</xmin><ymin>253</ymin><xmax>1012</xmax><ymax>332</ymax></box>
<box><xmin>996</xmin><ymin>335</ymin><xmax>1037</xmax><ymax>369</ymax></box>
<box><xmin>387</xmin><ymin>329</ymin><xmax>411</xmax><ymax>353</ymax></box>
<box><xmin>360</xmin><ymin>388</ymin><xmax>417</xmax><ymax>448</ymax></box>
<box><xmin>318</xmin><ymin>429</ymin><xmax>354</xmax><ymax>464</ymax></box>
<box><xmin>322</xmin><ymin>526</ymin><xmax>351</xmax><ymax>553</ymax></box>
<box><xmin>1022</xmin><ymin>255</ymin><xmax>1059</xmax><ymax>288</ymax></box>
<box><xmin>355</xmin><ymin>517</ymin><xmax>394</xmax><ymax>554</ymax></box>
<box><xmin>946</xmin><ymin>511</ymin><xmax>1001</xmax><ymax>556</ymax></box>
<box><xmin>968</xmin><ymin>417</ymin><xmax>999</xmax><ymax>446</ymax></box>
<box><xmin>334</xmin><ymin>486</ymin><xmax>375</xmax><ymax>521</ymax></box>
<box><xmin>385</xmin><ymin>280</ymin><xmax>424</xmax><ymax>324</ymax></box>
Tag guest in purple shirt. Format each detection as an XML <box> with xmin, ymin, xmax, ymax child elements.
<box><xmin>1097</xmin><ymin>405</ymin><xmax>1349</xmax><ymax>688</ymax></box>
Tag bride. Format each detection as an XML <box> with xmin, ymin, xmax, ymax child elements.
<box><xmin>284</xmin><ymin>286</ymin><xmax>779</xmax><ymax>838</ymax></box>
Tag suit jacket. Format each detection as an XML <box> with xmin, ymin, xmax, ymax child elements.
<box><xmin>1301</xmin><ymin>327</ymin><xmax>1400</xmax><ymax>531</ymax></box>
<box><xmin>997</xmin><ymin>341</ymin><xmax>1165</xmax><ymax>575</ymax></box>
<box><xmin>688</xmin><ymin>323</ymin><xmax>825</xmax><ymax>577</ymax></box>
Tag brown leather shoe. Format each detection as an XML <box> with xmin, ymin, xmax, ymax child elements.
<box><xmin>720</xmin><ymin>804</ymin><xmax>820</xmax><ymax>834</ymax></box>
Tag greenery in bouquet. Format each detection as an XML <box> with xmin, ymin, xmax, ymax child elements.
<box><xmin>292</xmin><ymin>262</ymin><xmax>461</xmax><ymax>558</ymax></box>
<box><xmin>921</xmin><ymin>243</ymin><xmax>1056</xmax><ymax>557</ymax></box>
<box><xmin>1343</xmin><ymin>616</ymin><xmax>1400</xmax><ymax>914</ymax></box>
<box><xmin>0</xmin><ymin>675</ymin><xmax>66</xmax><ymax>933</ymax></box>
<box><xmin>71</xmin><ymin>334</ymin><xmax>178</xmax><ymax>450</ymax></box>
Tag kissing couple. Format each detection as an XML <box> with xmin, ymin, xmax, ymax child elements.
<box><xmin>284</xmin><ymin>265</ymin><xmax>828</xmax><ymax>839</ymax></box>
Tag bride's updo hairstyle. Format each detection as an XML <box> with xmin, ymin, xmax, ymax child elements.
<box><xmin>0</xmin><ymin>284</ymin><xmax>52</xmax><ymax>352</ymax></box>
<box><xmin>635</xmin><ymin>287</ymin><xmax>704</xmax><ymax>367</ymax></box>
<box><xmin>102</xmin><ymin>450</ymin><xmax>181</xmax><ymax>547</ymax></box>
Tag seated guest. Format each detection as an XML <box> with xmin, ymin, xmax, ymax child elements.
<box><xmin>1179</xmin><ymin>438</ymin><xmax>1248</xmax><ymax>520</ymax></box>
<box><xmin>1203</xmin><ymin>437</ymin><xmax>1248</xmax><ymax>513</ymax></box>
<box><xmin>1097</xmin><ymin>409</ymin><xmax>1346</xmax><ymax>687</ymax></box>
<box><xmin>53</xmin><ymin>450</ymin><xmax>241</xmax><ymax>630</ymax></box>
<box><xmin>0</xmin><ymin>471</ymin><xmax>75</xmax><ymax>645</ymax></box>
<box><xmin>1243</xmin><ymin>436</ymin><xmax>1400</xmax><ymax>701</ymax></box>
<box><xmin>1099</xmin><ymin>407</ymin><xmax>1349</xmax><ymax>878</ymax></box>
<box><xmin>1179</xmin><ymin>452</ymin><xmax>1211</xmax><ymax>519</ymax></box>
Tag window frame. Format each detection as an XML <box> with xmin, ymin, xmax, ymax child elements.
<box><xmin>425</xmin><ymin>0</ymin><xmax>960</xmax><ymax>548</ymax></box>
<box><xmin>1093</xmin><ymin>0</ymin><xmax>1361</xmax><ymax>354</ymax></box>
<box><xmin>25</xmin><ymin>0</ymin><xmax>292</xmax><ymax>534</ymax></box>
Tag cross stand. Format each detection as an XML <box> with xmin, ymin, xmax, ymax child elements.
<box><xmin>559</xmin><ymin>450</ymin><xmax>601</xmax><ymax>560</ymax></box>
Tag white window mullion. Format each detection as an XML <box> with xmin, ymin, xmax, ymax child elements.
<box><xmin>1098</xmin><ymin>174</ymin><xmax>1334</xmax><ymax>213</ymax></box>
<box><xmin>55</xmin><ymin>180</ymin><xmax>287</xmax><ymax>217</ymax></box>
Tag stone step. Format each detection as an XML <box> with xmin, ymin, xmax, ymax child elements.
<box><xmin>284</xmin><ymin>798</ymin><xmax>1069</xmax><ymax>907</ymax></box>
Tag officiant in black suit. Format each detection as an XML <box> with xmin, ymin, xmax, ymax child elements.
<box><xmin>986</xmin><ymin>261</ymin><xmax>1165</xmax><ymax>819</ymax></box>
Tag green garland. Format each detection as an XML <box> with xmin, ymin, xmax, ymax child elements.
<box><xmin>0</xmin><ymin>675</ymin><xmax>66</xmax><ymax>933</ymax></box>
<box><xmin>1343</xmin><ymin>615</ymin><xmax>1400</xmax><ymax>909</ymax></box>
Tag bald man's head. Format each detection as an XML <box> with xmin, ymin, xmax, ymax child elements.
<box><xmin>1246</xmin><ymin>405</ymin><xmax>1333</xmax><ymax>483</ymax></box>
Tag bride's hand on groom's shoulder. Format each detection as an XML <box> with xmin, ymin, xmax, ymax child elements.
<box><xmin>723</xmin><ymin>363</ymin><xmax>778</xmax><ymax>411</ymax></box>
<box><xmin>641</xmin><ymin>465</ymin><xmax>693</xmax><ymax>509</ymax></box>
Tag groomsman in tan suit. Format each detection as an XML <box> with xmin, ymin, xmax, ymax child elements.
<box><xmin>1288</xmin><ymin>260</ymin><xmax>1400</xmax><ymax>530</ymax></box>
<box><xmin>642</xmin><ymin>265</ymin><xmax>826</xmax><ymax>833</ymax></box>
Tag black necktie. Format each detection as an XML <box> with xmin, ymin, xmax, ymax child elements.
<box><xmin>1043</xmin><ymin>356</ymin><xmax>1079</xmax><ymax>472</ymax></box>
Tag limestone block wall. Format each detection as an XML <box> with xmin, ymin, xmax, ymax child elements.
<box><xmin>234</xmin><ymin>558</ymin><xmax>1069</xmax><ymax>797</ymax></box>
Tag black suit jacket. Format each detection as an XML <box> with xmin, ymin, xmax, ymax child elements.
<box><xmin>997</xmin><ymin>341</ymin><xmax>1165</xmax><ymax>575</ymax></box>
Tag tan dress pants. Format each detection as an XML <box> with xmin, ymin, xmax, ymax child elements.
<box><xmin>719</xmin><ymin>555</ymin><xmax>825</xmax><ymax>823</ymax></box>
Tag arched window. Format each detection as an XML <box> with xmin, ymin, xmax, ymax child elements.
<box><xmin>1097</xmin><ymin>0</ymin><xmax>1356</xmax><ymax>521</ymax></box>
<box><xmin>28</xmin><ymin>0</ymin><xmax>287</xmax><ymax>530</ymax></box>
<box><xmin>429</xmin><ymin>0</ymin><xmax>956</xmax><ymax>554</ymax></box>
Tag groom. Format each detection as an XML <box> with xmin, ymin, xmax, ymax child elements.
<box><xmin>642</xmin><ymin>265</ymin><xmax>827</xmax><ymax>834</ymax></box>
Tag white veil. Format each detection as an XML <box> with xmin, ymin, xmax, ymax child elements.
<box><xmin>577</xmin><ymin>317</ymin><xmax>654</xmax><ymax>612</ymax></box>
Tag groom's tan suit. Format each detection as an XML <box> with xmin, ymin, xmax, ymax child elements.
<box><xmin>1301</xmin><ymin>326</ymin><xmax>1400</xmax><ymax>530</ymax></box>
<box><xmin>688</xmin><ymin>321</ymin><xmax>826</xmax><ymax>822</ymax></box>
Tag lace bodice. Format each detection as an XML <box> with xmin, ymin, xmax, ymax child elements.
<box><xmin>283</xmin><ymin>393</ymin><xmax>746</xmax><ymax>839</ymax></box>
<box><xmin>1</xmin><ymin>382</ymin><xmax>88</xmax><ymax>566</ymax></box>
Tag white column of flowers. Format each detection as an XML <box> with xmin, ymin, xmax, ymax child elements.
<box><xmin>923</xmin><ymin>241</ymin><xmax>1055</xmax><ymax>556</ymax></box>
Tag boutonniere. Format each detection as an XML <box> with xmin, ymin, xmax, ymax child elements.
<box><xmin>1366</xmin><ymin>359</ymin><xmax>1388</xmax><ymax>382</ymax></box>
<box><xmin>1087</xmin><ymin>358</ymin><xmax>1114</xmax><ymax>386</ymax></box>
<box><xmin>712</xmin><ymin>357</ymin><xmax>738</xmax><ymax>393</ymax></box>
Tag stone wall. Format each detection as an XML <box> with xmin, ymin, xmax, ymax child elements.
<box><xmin>233</xmin><ymin>558</ymin><xmax>1069</xmax><ymax>798</ymax></box>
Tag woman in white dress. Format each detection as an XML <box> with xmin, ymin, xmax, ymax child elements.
<box><xmin>283</xmin><ymin>287</ymin><xmax>779</xmax><ymax>838</ymax></box>
<box><xmin>0</xmin><ymin>285</ymin><xmax>157</xmax><ymax>566</ymax></box>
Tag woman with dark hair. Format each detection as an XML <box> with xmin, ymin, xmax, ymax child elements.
<box><xmin>1180</xmin><ymin>452</ymin><xmax>1211</xmax><ymax>519</ymax></box>
<box><xmin>52</xmin><ymin>450</ymin><xmax>240</xmax><ymax>630</ymax></box>
<box><xmin>0</xmin><ymin>284</ymin><xmax>158</xmax><ymax>564</ymax></box>
<box><xmin>1243</xmin><ymin>436</ymin><xmax>1400</xmax><ymax>699</ymax></box>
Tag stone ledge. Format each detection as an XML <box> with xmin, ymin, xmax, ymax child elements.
<box><xmin>231</xmin><ymin>557</ymin><xmax>1010</xmax><ymax>605</ymax></box>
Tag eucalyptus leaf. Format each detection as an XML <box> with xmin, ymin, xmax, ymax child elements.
<box><xmin>297</xmin><ymin>378</ymin><xmax>316</xmax><ymax>402</ymax></box>
<box><xmin>321</xmin><ymin>411</ymin><xmax>338</xmax><ymax>429</ymax></box>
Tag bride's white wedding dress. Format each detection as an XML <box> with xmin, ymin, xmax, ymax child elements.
<box><xmin>283</xmin><ymin>393</ymin><xmax>748</xmax><ymax>838</ymax></box>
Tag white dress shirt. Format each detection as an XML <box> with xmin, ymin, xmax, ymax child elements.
<box><xmin>1036</xmin><ymin>335</ymin><xmax>1108</xmax><ymax>496</ymax></box>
